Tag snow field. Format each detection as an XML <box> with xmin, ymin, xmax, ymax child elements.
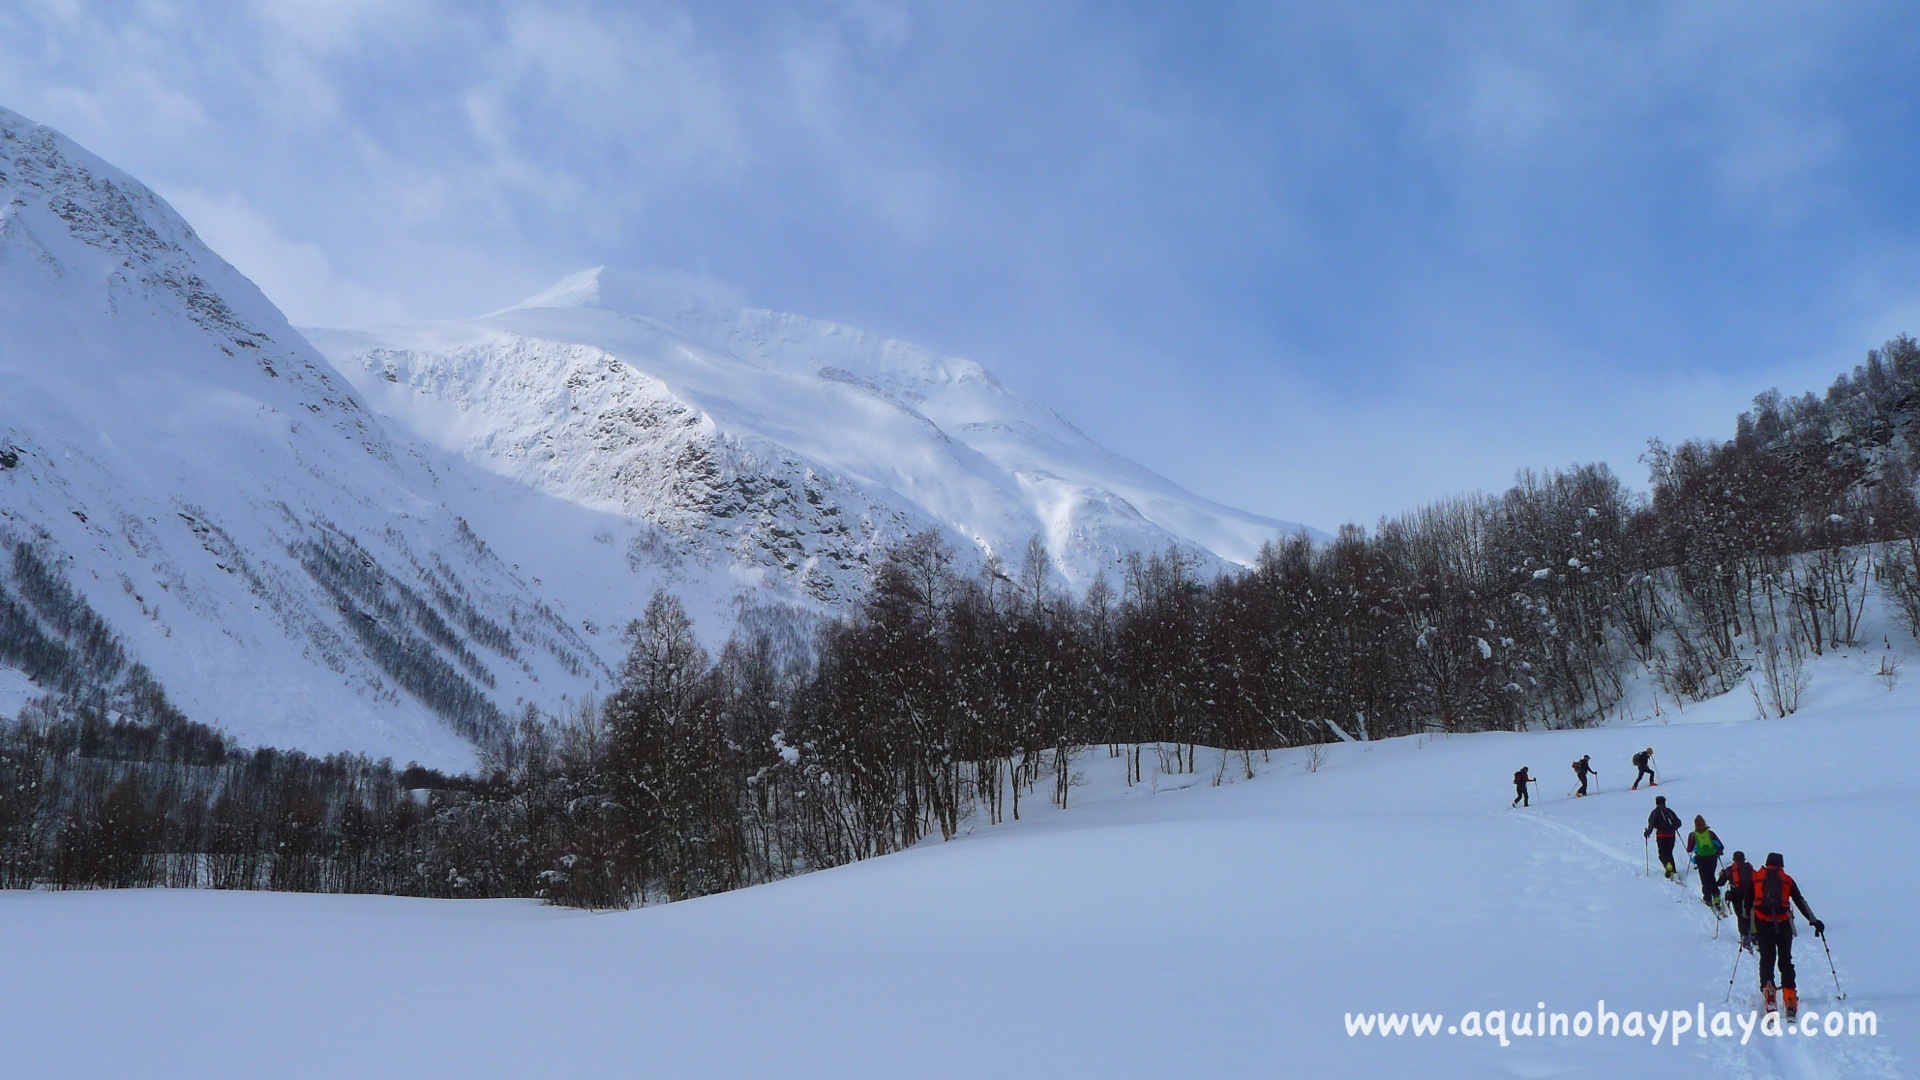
<box><xmin>1</xmin><ymin>644</ymin><xmax>1912</xmax><ymax>1078</ymax></box>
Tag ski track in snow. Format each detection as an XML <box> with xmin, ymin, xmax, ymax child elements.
<box><xmin>1517</xmin><ymin>810</ymin><xmax>1903</xmax><ymax>1080</ymax></box>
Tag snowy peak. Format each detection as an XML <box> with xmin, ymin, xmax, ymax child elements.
<box><xmin>505</xmin><ymin>268</ymin><xmax>999</xmax><ymax>397</ymax></box>
<box><xmin>4</xmin><ymin>108</ymin><xmax>286</xmax><ymax>367</ymax></box>
<box><xmin>314</xmin><ymin>268</ymin><xmax>1320</xmax><ymax>604</ymax></box>
<box><xmin>0</xmin><ymin>106</ymin><xmax>606</xmax><ymax>769</ymax></box>
<box><xmin>0</xmin><ymin>106</ymin><xmax>381</xmax><ymax>456</ymax></box>
<box><xmin>502</xmin><ymin>265</ymin><xmax>742</xmax><ymax>323</ymax></box>
<box><xmin>0</xmin><ymin>102</ymin><xmax>1318</xmax><ymax>767</ymax></box>
<box><xmin>0</xmin><ymin>107</ymin><xmax>1315</xmax><ymax>768</ymax></box>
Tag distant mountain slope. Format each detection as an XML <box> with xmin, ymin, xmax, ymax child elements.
<box><xmin>0</xmin><ymin>106</ymin><xmax>602</xmax><ymax>769</ymax></box>
<box><xmin>0</xmin><ymin>104</ymin><xmax>1318</xmax><ymax>768</ymax></box>
<box><xmin>309</xmin><ymin>266</ymin><xmax>1318</xmax><ymax>604</ymax></box>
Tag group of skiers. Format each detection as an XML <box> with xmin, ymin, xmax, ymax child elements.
<box><xmin>1508</xmin><ymin>748</ymin><xmax>1830</xmax><ymax>1020</ymax></box>
<box><xmin>1643</xmin><ymin>794</ymin><xmax>1825</xmax><ymax>1020</ymax></box>
<box><xmin>1508</xmin><ymin>747</ymin><xmax>1658</xmax><ymax>808</ymax></box>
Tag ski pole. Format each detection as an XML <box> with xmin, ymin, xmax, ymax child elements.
<box><xmin>1644</xmin><ymin>836</ymin><xmax>1649</xmax><ymax>876</ymax></box>
<box><xmin>1818</xmin><ymin>929</ymin><xmax>1846</xmax><ymax>1001</ymax></box>
<box><xmin>1725</xmin><ymin>942</ymin><xmax>1743</xmax><ymax>1002</ymax></box>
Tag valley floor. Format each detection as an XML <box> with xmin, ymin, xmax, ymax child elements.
<box><xmin>1</xmin><ymin>649</ymin><xmax>1914</xmax><ymax>1078</ymax></box>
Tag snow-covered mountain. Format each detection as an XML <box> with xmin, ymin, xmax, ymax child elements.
<box><xmin>308</xmin><ymin>266</ymin><xmax>1318</xmax><ymax>607</ymax></box>
<box><xmin>0</xmin><ymin>106</ymin><xmax>603</xmax><ymax>769</ymax></box>
<box><xmin>0</xmin><ymin>105</ymin><xmax>1316</xmax><ymax>767</ymax></box>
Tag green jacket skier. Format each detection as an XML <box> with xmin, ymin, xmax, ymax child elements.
<box><xmin>1684</xmin><ymin>816</ymin><xmax>1724</xmax><ymax>909</ymax></box>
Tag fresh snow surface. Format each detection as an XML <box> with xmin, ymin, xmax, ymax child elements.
<box><xmin>305</xmin><ymin>266</ymin><xmax>1321</xmax><ymax>607</ymax></box>
<box><xmin>2</xmin><ymin>642</ymin><xmax>1911</xmax><ymax>1079</ymax></box>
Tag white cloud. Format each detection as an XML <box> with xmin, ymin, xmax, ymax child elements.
<box><xmin>248</xmin><ymin>0</ymin><xmax>430</xmax><ymax>52</ymax></box>
<box><xmin>480</xmin><ymin>6</ymin><xmax>746</xmax><ymax>180</ymax></box>
<box><xmin>827</xmin><ymin>0</ymin><xmax>912</xmax><ymax>51</ymax></box>
<box><xmin>1</xmin><ymin>1</ymin><xmax>1913</xmax><ymax>528</ymax></box>
<box><xmin>163</xmin><ymin>188</ymin><xmax>408</xmax><ymax>327</ymax></box>
<box><xmin>772</xmin><ymin>25</ymin><xmax>950</xmax><ymax>244</ymax></box>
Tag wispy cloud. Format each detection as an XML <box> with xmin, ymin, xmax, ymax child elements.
<box><xmin>1</xmin><ymin>2</ymin><xmax>1916</xmax><ymax>529</ymax></box>
<box><xmin>163</xmin><ymin>188</ymin><xmax>411</xmax><ymax>326</ymax></box>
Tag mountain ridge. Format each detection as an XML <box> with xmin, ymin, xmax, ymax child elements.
<box><xmin>0</xmin><ymin>105</ymin><xmax>604</xmax><ymax>770</ymax></box>
<box><xmin>310</xmin><ymin>266</ymin><xmax>1318</xmax><ymax>606</ymax></box>
<box><xmin>0</xmin><ymin>104</ymin><xmax>1318</xmax><ymax>766</ymax></box>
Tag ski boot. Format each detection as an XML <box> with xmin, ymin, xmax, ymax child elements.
<box><xmin>1761</xmin><ymin>983</ymin><xmax>1777</xmax><ymax>1013</ymax></box>
<box><xmin>1784</xmin><ymin>988</ymin><xmax>1799</xmax><ymax>1022</ymax></box>
<box><xmin>1740</xmin><ymin>931</ymin><xmax>1754</xmax><ymax>951</ymax></box>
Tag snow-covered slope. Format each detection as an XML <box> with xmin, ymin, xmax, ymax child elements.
<box><xmin>0</xmin><ymin>105</ymin><xmax>1317</xmax><ymax>767</ymax></box>
<box><xmin>0</xmin><ymin>106</ymin><xmax>603</xmax><ymax>769</ymax></box>
<box><xmin>2</xmin><ymin>644</ymin><xmax>1908</xmax><ymax>1078</ymax></box>
<box><xmin>308</xmin><ymin>267</ymin><xmax>1318</xmax><ymax>604</ymax></box>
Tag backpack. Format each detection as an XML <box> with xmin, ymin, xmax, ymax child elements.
<box><xmin>1755</xmin><ymin>867</ymin><xmax>1794</xmax><ymax>920</ymax></box>
<box><xmin>1692</xmin><ymin>829</ymin><xmax>1721</xmax><ymax>859</ymax></box>
<box><xmin>1633</xmin><ymin>751</ymin><xmax>1649</xmax><ymax>768</ymax></box>
<box><xmin>1514</xmin><ymin>769</ymin><xmax>1527</xmax><ymax>784</ymax></box>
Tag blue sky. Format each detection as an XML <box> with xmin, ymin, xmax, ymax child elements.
<box><xmin>4</xmin><ymin>2</ymin><xmax>1919</xmax><ymax>530</ymax></box>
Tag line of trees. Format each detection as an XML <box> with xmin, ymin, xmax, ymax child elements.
<box><xmin>7</xmin><ymin>336</ymin><xmax>1920</xmax><ymax>907</ymax></box>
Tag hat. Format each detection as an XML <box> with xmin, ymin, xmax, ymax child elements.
<box><xmin>1732</xmin><ymin>851</ymin><xmax>1746</xmax><ymax>862</ymax></box>
<box><xmin>1766</xmin><ymin>852</ymin><xmax>1784</xmax><ymax>868</ymax></box>
<box><xmin>1654</xmin><ymin>795</ymin><xmax>1666</xmax><ymax>805</ymax></box>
